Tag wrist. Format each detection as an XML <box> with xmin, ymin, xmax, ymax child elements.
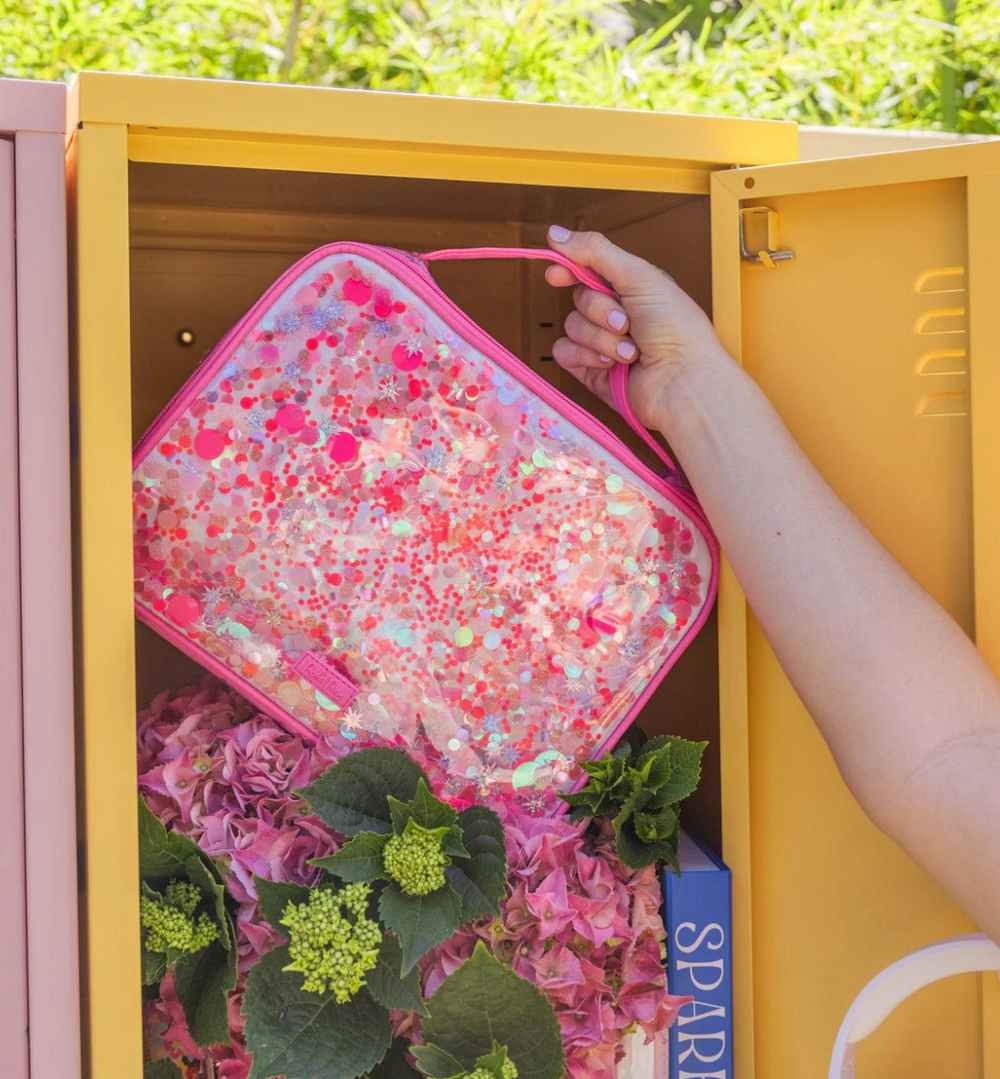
<box><xmin>649</xmin><ymin>346</ymin><xmax>735</xmax><ymax>443</ymax></box>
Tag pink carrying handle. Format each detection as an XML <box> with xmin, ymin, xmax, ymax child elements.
<box><xmin>422</xmin><ymin>246</ymin><xmax>677</xmax><ymax>474</ymax></box>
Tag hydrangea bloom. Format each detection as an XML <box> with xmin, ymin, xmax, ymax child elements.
<box><xmin>384</xmin><ymin>823</ymin><xmax>450</xmax><ymax>895</ymax></box>
<box><xmin>141</xmin><ymin>879</ymin><xmax>219</xmax><ymax>955</ymax></box>
<box><xmin>422</xmin><ymin>811</ymin><xmax>689</xmax><ymax>1079</ymax></box>
<box><xmin>281</xmin><ymin>882</ymin><xmax>382</xmax><ymax>999</ymax></box>
<box><xmin>139</xmin><ymin>679</ymin><xmax>344</xmax><ymax>1076</ymax></box>
<box><xmin>139</xmin><ymin>678</ymin><xmax>685</xmax><ymax>1079</ymax></box>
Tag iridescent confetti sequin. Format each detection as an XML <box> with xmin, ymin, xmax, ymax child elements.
<box><xmin>133</xmin><ymin>248</ymin><xmax>715</xmax><ymax>805</ymax></box>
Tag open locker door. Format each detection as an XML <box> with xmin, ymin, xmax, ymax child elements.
<box><xmin>711</xmin><ymin>142</ymin><xmax>1000</xmax><ymax>1078</ymax></box>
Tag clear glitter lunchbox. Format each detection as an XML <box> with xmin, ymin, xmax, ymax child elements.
<box><xmin>132</xmin><ymin>244</ymin><xmax>719</xmax><ymax>810</ymax></box>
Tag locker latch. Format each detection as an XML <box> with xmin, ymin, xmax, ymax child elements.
<box><xmin>739</xmin><ymin>206</ymin><xmax>794</xmax><ymax>268</ymax></box>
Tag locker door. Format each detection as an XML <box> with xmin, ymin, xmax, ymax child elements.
<box><xmin>0</xmin><ymin>134</ymin><xmax>29</xmax><ymax>1079</ymax></box>
<box><xmin>711</xmin><ymin>142</ymin><xmax>1000</xmax><ymax>1079</ymax></box>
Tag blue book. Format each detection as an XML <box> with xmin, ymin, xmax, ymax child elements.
<box><xmin>663</xmin><ymin>831</ymin><xmax>733</xmax><ymax>1079</ymax></box>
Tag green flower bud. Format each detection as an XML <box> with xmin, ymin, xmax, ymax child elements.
<box><xmin>383</xmin><ymin>823</ymin><xmax>449</xmax><ymax>896</ymax></box>
<box><xmin>280</xmin><ymin>882</ymin><xmax>382</xmax><ymax>1002</ymax></box>
<box><xmin>140</xmin><ymin>879</ymin><xmax>220</xmax><ymax>956</ymax></box>
<box><xmin>462</xmin><ymin>1059</ymin><xmax>518</xmax><ymax>1079</ymax></box>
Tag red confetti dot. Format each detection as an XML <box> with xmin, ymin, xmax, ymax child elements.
<box><xmin>193</xmin><ymin>429</ymin><xmax>226</xmax><ymax>460</ymax></box>
<box><xmin>392</xmin><ymin>343</ymin><xmax>423</xmax><ymax>372</ymax></box>
<box><xmin>275</xmin><ymin>404</ymin><xmax>305</xmax><ymax>433</ymax></box>
<box><xmin>328</xmin><ymin>432</ymin><xmax>359</xmax><ymax>464</ymax></box>
<box><xmin>166</xmin><ymin>594</ymin><xmax>200</xmax><ymax>627</ymax></box>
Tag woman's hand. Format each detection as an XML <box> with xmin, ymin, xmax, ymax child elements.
<box><xmin>545</xmin><ymin>225</ymin><xmax>728</xmax><ymax>431</ymax></box>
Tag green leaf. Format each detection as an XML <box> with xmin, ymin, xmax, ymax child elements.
<box><xmin>313</xmin><ymin>831</ymin><xmax>390</xmax><ymax>883</ymax></box>
<box><xmin>636</xmin><ymin>742</ymin><xmax>673</xmax><ymax>790</ymax></box>
<box><xmin>298</xmin><ymin>748</ymin><xmax>431</xmax><ymax>836</ymax></box>
<box><xmin>562</xmin><ymin>735</ymin><xmax>706</xmax><ymax>824</ymax></box>
<box><xmin>253</xmin><ymin>876</ymin><xmax>311</xmax><ymax>933</ymax></box>
<box><xmin>409</xmin><ymin>779</ymin><xmax>459</xmax><ymax>830</ymax></box>
<box><xmin>141</xmin><ymin>943</ymin><xmax>167</xmax><ymax>987</ymax></box>
<box><xmin>379</xmin><ymin>881</ymin><xmax>464</xmax><ymax>975</ymax></box>
<box><xmin>641</xmin><ymin>737</ymin><xmax>707</xmax><ymax>804</ymax></box>
<box><xmin>612</xmin><ymin>803</ymin><xmax>649</xmax><ymax>869</ymax></box>
<box><xmin>144</xmin><ymin>1062</ymin><xmax>182</xmax><ymax>1079</ymax></box>
<box><xmin>243</xmin><ymin>947</ymin><xmax>391</xmax><ymax>1079</ymax></box>
<box><xmin>475</xmin><ymin>1042</ymin><xmax>514</xmax><ymax>1078</ymax></box>
<box><xmin>611</xmin><ymin>741</ymin><xmax>634</xmax><ymax>761</ymax></box>
<box><xmin>138</xmin><ymin>797</ymin><xmax>207</xmax><ymax>882</ymax></box>
<box><xmin>658</xmin><ymin>828</ymin><xmax>682</xmax><ymax>876</ymax></box>
<box><xmin>440</xmin><ymin>825</ymin><xmax>470</xmax><ymax>859</ymax></box>
<box><xmin>388</xmin><ymin>795</ymin><xmax>411</xmax><ymax>836</ymax></box>
<box><xmin>420</xmin><ymin>943</ymin><xmax>565</xmax><ymax>1079</ymax></box>
<box><xmin>388</xmin><ymin>779</ymin><xmax>461</xmax><ymax>848</ymax></box>
<box><xmin>559</xmin><ymin>789</ymin><xmax>594</xmax><ymax>811</ymax></box>
<box><xmin>613</xmin><ymin>800</ymin><xmax>681</xmax><ymax>870</ymax></box>
<box><xmin>410</xmin><ymin>1044</ymin><xmax>466</xmax><ymax>1079</ymax></box>
<box><xmin>367</xmin><ymin>933</ymin><xmax>429</xmax><ymax>1016</ymax></box>
<box><xmin>445</xmin><ymin>806</ymin><xmax>507</xmax><ymax>921</ymax></box>
<box><xmin>367</xmin><ymin>1038</ymin><xmax>421</xmax><ymax>1079</ymax></box>
<box><xmin>173</xmin><ymin>935</ymin><xmax>238</xmax><ymax>1048</ymax></box>
<box><xmin>633</xmin><ymin>805</ymin><xmax>678</xmax><ymax>843</ymax></box>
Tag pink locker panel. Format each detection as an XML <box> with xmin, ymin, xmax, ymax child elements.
<box><xmin>0</xmin><ymin>79</ymin><xmax>80</xmax><ymax>1079</ymax></box>
<box><xmin>0</xmin><ymin>124</ymin><xmax>27</xmax><ymax>1079</ymax></box>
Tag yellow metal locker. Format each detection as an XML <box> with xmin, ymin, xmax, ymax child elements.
<box><xmin>67</xmin><ymin>70</ymin><xmax>998</xmax><ymax>1078</ymax></box>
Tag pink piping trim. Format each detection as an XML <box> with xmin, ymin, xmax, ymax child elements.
<box><xmin>424</xmin><ymin>246</ymin><xmax>614</xmax><ymax>297</ymax></box>
<box><xmin>134</xmin><ymin>243</ymin><xmax>720</xmax><ymax>796</ymax></box>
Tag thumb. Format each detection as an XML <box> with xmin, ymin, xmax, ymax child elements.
<box><xmin>547</xmin><ymin>226</ymin><xmax>652</xmax><ymax>293</ymax></box>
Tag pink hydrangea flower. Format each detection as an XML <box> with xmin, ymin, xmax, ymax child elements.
<box><xmin>138</xmin><ymin>678</ymin><xmax>688</xmax><ymax>1079</ymax></box>
<box><xmin>423</xmin><ymin>809</ymin><xmax>690</xmax><ymax>1079</ymax></box>
<box><xmin>138</xmin><ymin>679</ymin><xmax>344</xmax><ymax>1072</ymax></box>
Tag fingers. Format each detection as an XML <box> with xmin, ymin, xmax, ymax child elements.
<box><xmin>563</xmin><ymin>309</ymin><xmax>637</xmax><ymax>363</ymax></box>
<box><xmin>544</xmin><ymin>264</ymin><xmax>578</xmax><ymax>288</ymax></box>
<box><xmin>547</xmin><ymin>226</ymin><xmax>651</xmax><ymax>290</ymax></box>
<box><xmin>572</xmin><ymin>282</ymin><xmax>630</xmax><ymax>336</ymax></box>
<box><xmin>552</xmin><ymin>335</ymin><xmax>615</xmax><ymax>371</ymax></box>
<box><xmin>551</xmin><ymin>342</ymin><xmax>615</xmax><ymax>410</ymax></box>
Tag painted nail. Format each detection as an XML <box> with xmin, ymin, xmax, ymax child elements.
<box><xmin>548</xmin><ymin>224</ymin><xmax>572</xmax><ymax>243</ymax></box>
<box><xmin>617</xmin><ymin>341</ymin><xmax>637</xmax><ymax>360</ymax></box>
<box><xmin>599</xmin><ymin>354</ymin><xmax>613</xmax><ymax>364</ymax></box>
<box><xmin>607</xmin><ymin>310</ymin><xmax>627</xmax><ymax>332</ymax></box>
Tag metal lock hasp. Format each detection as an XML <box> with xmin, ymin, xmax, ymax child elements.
<box><xmin>739</xmin><ymin>206</ymin><xmax>795</xmax><ymax>268</ymax></box>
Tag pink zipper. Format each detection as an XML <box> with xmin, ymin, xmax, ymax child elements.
<box><xmin>133</xmin><ymin>242</ymin><xmax>717</xmax><ymax>548</ymax></box>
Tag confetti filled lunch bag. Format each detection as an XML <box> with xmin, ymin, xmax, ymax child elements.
<box><xmin>132</xmin><ymin>244</ymin><xmax>720</xmax><ymax>808</ymax></box>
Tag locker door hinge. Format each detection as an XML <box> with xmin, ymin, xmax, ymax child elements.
<box><xmin>739</xmin><ymin>206</ymin><xmax>794</xmax><ymax>268</ymax></box>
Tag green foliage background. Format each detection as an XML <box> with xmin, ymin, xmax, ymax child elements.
<box><xmin>3</xmin><ymin>0</ymin><xmax>998</xmax><ymax>132</ymax></box>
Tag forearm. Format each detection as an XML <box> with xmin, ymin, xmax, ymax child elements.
<box><xmin>658</xmin><ymin>349</ymin><xmax>1000</xmax><ymax>937</ymax></box>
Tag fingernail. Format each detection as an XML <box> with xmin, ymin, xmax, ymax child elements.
<box><xmin>599</xmin><ymin>354</ymin><xmax>613</xmax><ymax>364</ymax></box>
<box><xmin>607</xmin><ymin>310</ymin><xmax>627</xmax><ymax>332</ymax></box>
<box><xmin>616</xmin><ymin>341</ymin><xmax>637</xmax><ymax>360</ymax></box>
<box><xmin>548</xmin><ymin>224</ymin><xmax>572</xmax><ymax>243</ymax></box>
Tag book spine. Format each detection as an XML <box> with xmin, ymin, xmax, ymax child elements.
<box><xmin>663</xmin><ymin>850</ymin><xmax>733</xmax><ymax>1078</ymax></box>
